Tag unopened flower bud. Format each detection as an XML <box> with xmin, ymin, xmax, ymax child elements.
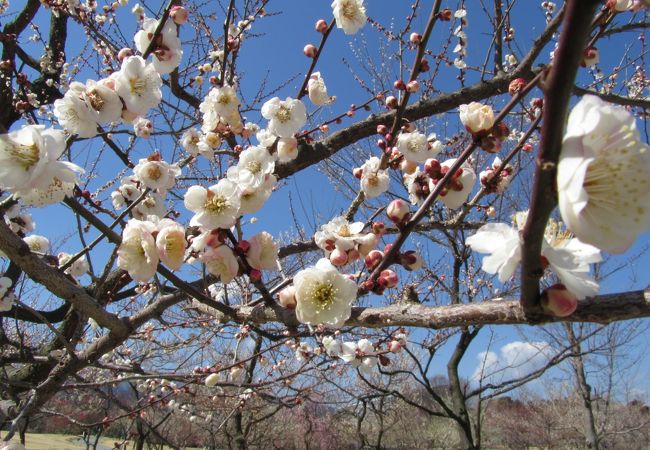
<box><xmin>486</xmin><ymin>206</ymin><xmax>496</xmax><ymax>217</ymax></box>
<box><xmin>394</xmin><ymin>79</ymin><xmax>406</xmax><ymax>91</ymax></box>
<box><xmin>170</xmin><ymin>5</ymin><xmax>189</xmax><ymax>24</ymax></box>
<box><xmin>406</xmin><ymin>80</ymin><xmax>420</xmax><ymax>93</ymax></box>
<box><xmin>388</xmin><ymin>340</ymin><xmax>402</xmax><ymax>353</ymax></box>
<box><xmin>329</xmin><ymin>248</ymin><xmax>349</xmax><ymax>266</ymax></box>
<box><xmin>118</xmin><ymin>47</ymin><xmax>134</xmax><ymax>62</ymax></box>
<box><xmin>249</xmin><ymin>269</ymin><xmax>262</xmax><ymax>282</ymax></box>
<box><xmin>424</xmin><ymin>158</ymin><xmax>441</xmax><ymax>178</ymax></box>
<box><xmin>303</xmin><ymin>44</ymin><xmax>318</xmax><ymax>58</ymax></box>
<box><xmin>409</xmin><ymin>33</ymin><xmax>422</xmax><ymax>44</ymax></box>
<box><xmin>278</xmin><ymin>286</ymin><xmax>297</xmax><ymax>309</ymax></box>
<box><xmin>385</xmin><ymin>96</ymin><xmax>398</xmax><ymax>109</ymax></box>
<box><xmin>522</xmin><ymin>143</ymin><xmax>533</xmax><ymax>152</ymax></box>
<box><xmin>378</xmin><ymin>269</ymin><xmax>398</xmax><ymax>288</ymax></box>
<box><xmin>372</xmin><ymin>221</ymin><xmax>385</xmax><ymax>235</ymax></box>
<box><xmin>387</xmin><ymin>199</ymin><xmax>410</xmax><ymax>224</ymax></box>
<box><xmin>315</xmin><ymin>19</ymin><xmax>328</xmax><ymax>33</ymax></box>
<box><xmin>353</xmin><ymin>167</ymin><xmax>363</xmax><ymax>179</ymax></box>
<box><xmin>581</xmin><ymin>46</ymin><xmax>599</xmax><ymax>67</ymax></box>
<box><xmin>364</xmin><ymin>250</ymin><xmax>384</xmax><ymax>270</ymax></box>
<box><xmin>205</xmin><ymin>373</ymin><xmax>219</xmax><ymax>387</ymax></box>
<box><xmin>541</xmin><ymin>284</ymin><xmax>578</xmax><ymax>317</ymax></box>
<box><xmin>508</xmin><ymin>78</ymin><xmax>527</xmax><ymax>96</ymax></box>
<box><xmin>377</xmin><ymin>124</ymin><xmax>388</xmax><ymax>135</ymax></box>
<box><xmin>400</xmin><ymin>250</ymin><xmax>423</xmax><ymax>271</ymax></box>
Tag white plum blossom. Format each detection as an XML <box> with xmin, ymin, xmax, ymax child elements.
<box><xmin>0</xmin><ymin>125</ymin><xmax>72</xmax><ymax>192</ymax></box>
<box><xmin>397</xmin><ymin>131</ymin><xmax>439</xmax><ymax>163</ymax></box>
<box><xmin>293</xmin><ymin>258</ymin><xmax>357</xmax><ymax>328</ymax></box>
<box><xmin>557</xmin><ymin>95</ymin><xmax>650</xmax><ymax>254</ymax></box>
<box><xmin>331</xmin><ymin>0</ymin><xmax>367</xmax><ymax>35</ymax></box>
<box><xmin>276</xmin><ymin>137</ymin><xmax>298</xmax><ymax>162</ymax></box>
<box><xmin>181</xmin><ymin>128</ymin><xmax>202</xmax><ymax>156</ymax></box>
<box><xmin>134</xmin><ymin>17</ymin><xmax>183</xmax><ymax>74</ymax></box>
<box><xmin>58</xmin><ymin>252</ymin><xmax>89</xmax><ymax>279</ymax></box>
<box><xmin>256</xmin><ymin>128</ymin><xmax>277</xmax><ymax>148</ymax></box>
<box><xmin>133</xmin><ymin>117</ymin><xmax>153</xmax><ymax>138</ymax></box>
<box><xmin>200</xmin><ymin>245</ymin><xmax>239</xmax><ymax>284</ymax></box>
<box><xmin>80</xmin><ymin>78</ymin><xmax>123</xmax><ymax>125</ymax></box>
<box><xmin>359</xmin><ymin>156</ymin><xmax>389</xmax><ymax>198</ymax></box>
<box><xmin>4</xmin><ymin>205</ymin><xmax>34</xmax><ymax>235</ymax></box>
<box><xmin>14</xmin><ymin>159</ymin><xmax>83</xmax><ymax>207</ymax></box>
<box><xmin>239</xmin><ymin>174</ymin><xmax>276</xmax><ymax>214</ymax></box>
<box><xmin>132</xmin><ymin>192</ymin><xmax>167</xmax><ymax>219</ymax></box>
<box><xmin>307</xmin><ymin>72</ymin><xmax>335</xmax><ymax>105</ymax></box>
<box><xmin>184</xmin><ymin>180</ymin><xmax>241</xmax><ymax>229</ymax></box>
<box><xmin>322</xmin><ymin>335</ymin><xmax>342</xmax><ymax>357</ymax></box>
<box><xmin>133</xmin><ymin>156</ymin><xmax>181</xmax><ymax>191</ymax></box>
<box><xmin>246</xmin><ymin>231</ymin><xmax>279</xmax><ymax>271</ymax></box>
<box><xmin>261</xmin><ymin>97</ymin><xmax>306</xmax><ymax>138</ymax></box>
<box><xmin>155</xmin><ymin>219</ymin><xmax>187</xmax><ymax>270</ymax></box>
<box><xmin>459</xmin><ymin>102</ymin><xmax>495</xmax><ymax>134</ymax></box>
<box><xmin>117</xmin><ymin>219</ymin><xmax>159</xmax><ymax>282</ymax></box>
<box><xmin>295</xmin><ymin>342</ymin><xmax>313</xmax><ymax>362</ymax></box>
<box><xmin>315</xmin><ymin>216</ymin><xmax>365</xmax><ymax>253</ymax></box>
<box><xmin>53</xmin><ymin>87</ymin><xmax>98</xmax><ymax>138</ymax></box>
<box><xmin>466</xmin><ymin>214</ymin><xmax>602</xmax><ymax>299</ymax></box>
<box><xmin>226</xmin><ymin>145</ymin><xmax>275</xmax><ymax>190</ymax></box>
<box><xmin>200</xmin><ymin>85</ymin><xmax>241</xmax><ymax>131</ymax></box>
<box><xmin>339</xmin><ymin>339</ymin><xmax>376</xmax><ymax>375</ymax></box>
<box><xmin>23</xmin><ymin>235</ymin><xmax>50</xmax><ymax>255</ymax></box>
<box><xmin>114</xmin><ymin>56</ymin><xmax>163</xmax><ymax>117</ymax></box>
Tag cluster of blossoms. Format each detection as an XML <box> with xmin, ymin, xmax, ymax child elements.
<box><xmin>314</xmin><ymin>216</ymin><xmax>379</xmax><ymax>267</ymax></box>
<box><xmin>0</xmin><ymin>125</ymin><xmax>83</xmax><ymax>206</ymax></box>
<box><xmin>320</xmin><ymin>331</ymin><xmax>407</xmax><ymax>375</ymax></box>
<box><xmin>479</xmin><ymin>157</ymin><xmax>513</xmax><ymax>194</ymax></box>
<box><xmin>452</xmin><ymin>9</ymin><xmax>468</xmax><ymax>70</ymax></box>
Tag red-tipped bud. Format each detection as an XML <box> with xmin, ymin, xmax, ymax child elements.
<box><xmin>394</xmin><ymin>79</ymin><xmax>406</xmax><ymax>91</ymax></box>
<box><xmin>303</xmin><ymin>44</ymin><xmax>318</xmax><ymax>58</ymax></box>
<box><xmin>372</xmin><ymin>221</ymin><xmax>386</xmax><ymax>235</ymax></box>
<box><xmin>409</xmin><ymin>32</ymin><xmax>422</xmax><ymax>44</ymax></box>
<box><xmin>249</xmin><ymin>269</ymin><xmax>262</xmax><ymax>282</ymax></box>
<box><xmin>508</xmin><ymin>78</ymin><xmax>527</xmax><ymax>96</ymax></box>
<box><xmin>353</xmin><ymin>167</ymin><xmax>363</xmax><ymax>179</ymax></box>
<box><xmin>315</xmin><ymin>19</ymin><xmax>328</xmax><ymax>33</ymax></box>
<box><xmin>377</xmin><ymin>124</ymin><xmax>388</xmax><ymax>135</ymax></box>
<box><xmin>385</xmin><ymin>96</ymin><xmax>398</xmax><ymax>109</ymax></box>
<box><xmin>384</xmin><ymin>243</ymin><xmax>393</xmax><ymax>254</ymax></box>
<box><xmin>377</xmin><ymin>139</ymin><xmax>387</xmax><ymax>150</ymax></box>
<box><xmin>364</xmin><ymin>250</ymin><xmax>384</xmax><ymax>271</ymax></box>
<box><xmin>419</xmin><ymin>58</ymin><xmax>430</xmax><ymax>72</ymax></box>
<box><xmin>581</xmin><ymin>47</ymin><xmax>599</xmax><ymax>67</ymax></box>
<box><xmin>522</xmin><ymin>143</ymin><xmax>533</xmax><ymax>152</ymax></box>
<box><xmin>439</xmin><ymin>9</ymin><xmax>453</xmax><ymax>20</ymax></box>
<box><xmin>378</xmin><ymin>269</ymin><xmax>398</xmax><ymax>288</ymax></box>
<box><xmin>170</xmin><ymin>5</ymin><xmax>189</xmax><ymax>24</ymax></box>
<box><xmin>359</xmin><ymin>279</ymin><xmax>375</xmax><ymax>293</ymax></box>
<box><xmin>541</xmin><ymin>284</ymin><xmax>578</xmax><ymax>317</ymax></box>
<box><xmin>236</xmin><ymin>240</ymin><xmax>250</xmax><ymax>254</ymax></box>
<box><xmin>329</xmin><ymin>248</ymin><xmax>349</xmax><ymax>266</ymax></box>
<box><xmin>406</xmin><ymin>80</ymin><xmax>420</xmax><ymax>93</ymax></box>
<box><xmin>424</xmin><ymin>158</ymin><xmax>441</xmax><ymax>178</ymax></box>
<box><xmin>387</xmin><ymin>199</ymin><xmax>410</xmax><ymax>224</ymax></box>
<box><xmin>347</xmin><ymin>249</ymin><xmax>361</xmax><ymax>262</ymax></box>
<box><xmin>388</xmin><ymin>340</ymin><xmax>402</xmax><ymax>353</ymax></box>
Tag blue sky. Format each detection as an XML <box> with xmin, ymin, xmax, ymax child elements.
<box><xmin>5</xmin><ymin>0</ymin><xmax>649</xmax><ymax>399</ymax></box>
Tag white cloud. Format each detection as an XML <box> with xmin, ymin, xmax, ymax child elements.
<box><xmin>472</xmin><ymin>340</ymin><xmax>553</xmax><ymax>386</ymax></box>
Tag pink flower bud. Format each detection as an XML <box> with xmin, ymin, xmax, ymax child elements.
<box><xmin>303</xmin><ymin>44</ymin><xmax>318</xmax><ymax>58</ymax></box>
<box><xmin>522</xmin><ymin>143</ymin><xmax>533</xmax><ymax>152</ymax></box>
<box><xmin>329</xmin><ymin>248</ymin><xmax>349</xmax><ymax>266</ymax></box>
<box><xmin>424</xmin><ymin>158</ymin><xmax>441</xmax><ymax>178</ymax></box>
<box><xmin>315</xmin><ymin>19</ymin><xmax>328</xmax><ymax>33</ymax></box>
<box><xmin>486</xmin><ymin>206</ymin><xmax>496</xmax><ymax>217</ymax></box>
<box><xmin>541</xmin><ymin>284</ymin><xmax>578</xmax><ymax>317</ymax></box>
<box><xmin>347</xmin><ymin>249</ymin><xmax>361</xmax><ymax>262</ymax></box>
<box><xmin>439</xmin><ymin>9</ymin><xmax>453</xmax><ymax>20</ymax></box>
<box><xmin>377</xmin><ymin>124</ymin><xmax>388</xmax><ymax>135</ymax></box>
<box><xmin>406</xmin><ymin>80</ymin><xmax>420</xmax><ymax>93</ymax></box>
<box><xmin>249</xmin><ymin>269</ymin><xmax>262</xmax><ymax>282</ymax></box>
<box><xmin>387</xmin><ymin>199</ymin><xmax>410</xmax><ymax>224</ymax></box>
<box><xmin>409</xmin><ymin>32</ymin><xmax>422</xmax><ymax>44</ymax></box>
<box><xmin>385</xmin><ymin>96</ymin><xmax>398</xmax><ymax>109</ymax></box>
<box><xmin>353</xmin><ymin>167</ymin><xmax>363</xmax><ymax>179</ymax></box>
<box><xmin>278</xmin><ymin>286</ymin><xmax>297</xmax><ymax>309</ymax></box>
<box><xmin>581</xmin><ymin>46</ymin><xmax>599</xmax><ymax>67</ymax></box>
<box><xmin>508</xmin><ymin>78</ymin><xmax>527</xmax><ymax>96</ymax></box>
<box><xmin>364</xmin><ymin>250</ymin><xmax>384</xmax><ymax>270</ymax></box>
<box><xmin>394</xmin><ymin>79</ymin><xmax>406</xmax><ymax>91</ymax></box>
<box><xmin>237</xmin><ymin>240</ymin><xmax>251</xmax><ymax>254</ymax></box>
<box><xmin>117</xmin><ymin>48</ymin><xmax>134</xmax><ymax>62</ymax></box>
<box><xmin>170</xmin><ymin>5</ymin><xmax>189</xmax><ymax>25</ymax></box>
<box><xmin>389</xmin><ymin>340</ymin><xmax>402</xmax><ymax>353</ymax></box>
<box><xmin>378</xmin><ymin>269</ymin><xmax>398</xmax><ymax>288</ymax></box>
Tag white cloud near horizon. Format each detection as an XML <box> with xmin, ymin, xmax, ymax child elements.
<box><xmin>471</xmin><ymin>340</ymin><xmax>553</xmax><ymax>386</ymax></box>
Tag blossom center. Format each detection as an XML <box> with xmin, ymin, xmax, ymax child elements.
<box><xmin>342</xmin><ymin>3</ymin><xmax>359</xmax><ymax>19</ymax></box>
<box><xmin>308</xmin><ymin>281</ymin><xmax>337</xmax><ymax>312</ymax></box>
<box><xmin>217</xmin><ymin>93</ymin><xmax>232</xmax><ymax>105</ymax></box>
<box><xmin>205</xmin><ymin>194</ymin><xmax>228</xmax><ymax>214</ymax></box>
<box><xmin>129</xmin><ymin>77</ymin><xmax>147</xmax><ymax>96</ymax></box>
<box><xmin>367</xmin><ymin>173</ymin><xmax>379</xmax><ymax>187</ymax></box>
<box><xmin>10</xmin><ymin>142</ymin><xmax>40</xmax><ymax>170</ymax></box>
<box><xmin>275</xmin><ymin>105</ymin><xmax>292</xmax><ymax>124</ymax></box>
<box><xmin>86</xmin><ymin>89</ymin><xmax>105</xmax><ymax>111</ymax></box>
<box><xmin>246</xmin><ymin>160</ymin><xmax>262</xmax><ymax>174</ymax></box>
<box><xmin>147</xmin><ymin>165</ymin><xmax>162</xmax><ymax>181</ymax></box>
<box><xmin>338</xmin><ymin>224</ymin><xmax>351</xmax><ymax>237</ymax></box>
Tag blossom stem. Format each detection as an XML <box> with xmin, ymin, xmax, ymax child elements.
<box><xmin>297</xmin><ymin>19</ymin><xmax>336</xmax><ymax>99</ymax></box>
